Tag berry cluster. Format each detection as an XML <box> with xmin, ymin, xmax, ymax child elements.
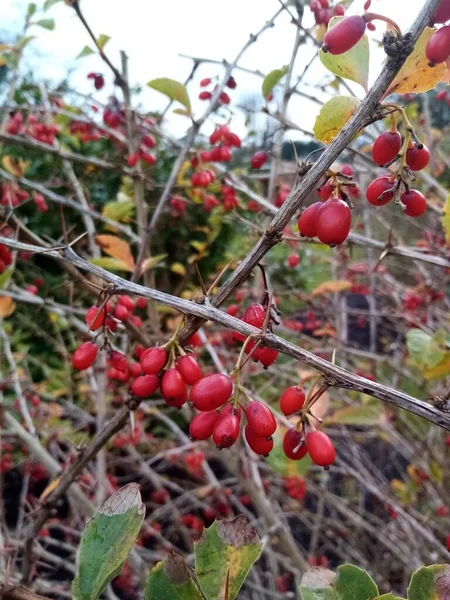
<box><xmin>231</xmin><ymin>301</ymin><xmax>279</xmax><ymax>368</ymax></box>
<box><xmin>70</xmin><ymin>120</ymin><xmax>102</xmax><ymax>143</ymax></box>
<box><xmin>0</xmin><ymin>182</ymin><xmax>29</xmax><ymax>207</ymax></box>
<box><xmin>6</xmin><ymin>112</ymin><xmax>59</xmax><ymax>144</ymax></box>
<box><xmin>198</xmin><ymin>75</ymin><xmax>237</xmax><ymax>105</ymax></box>
<box><xmin>310</xmin><ymin>0</ymin><xmax>345</xmax><ymax>27</ymax></box>
<box><xmin>298</xmin><ymin>193</ymin><xmax>352</xmax><ymax>247</ymax></box>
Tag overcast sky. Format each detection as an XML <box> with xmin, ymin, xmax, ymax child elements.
<box><xmin>2</xmin><ymin>0</ymin><xmax>427</xmax><ymax>138</ymax></box>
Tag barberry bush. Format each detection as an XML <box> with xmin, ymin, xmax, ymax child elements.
<box><xmin>0</xmin><ymin>0</ymin><xmax>450</xmax><ymax>598</ymax></box>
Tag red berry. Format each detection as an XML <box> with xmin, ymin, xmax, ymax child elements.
<box><xmin>426</xmin><ymin>26</ymin><xmax>450</xmax><ymax>65</ymax></box>
<box><xmin>131</xmin><ymin>374</ymin><xmax>160</xmax><ymax>398</ymax></box>
<box><xmin>219</xmin><ymin>92</ymin><xmax>231</xmax><ymax>105</ymax></box>
<box><xmin>245</xmin><ymin>401</ymin><xmax>277</xmax><ymax>437</ymax></box>
<box><xmin>437</xmin><ymin>89</ymin><xmax>448</xmax><ymax>101</ymax></box>
<box><xmin>226</xmin><ymin>304</ymin><xmax>239</xmax><ymax>316</ymax></box>
<box><xmin>110</xmin><ymin>351</ymin><xmax>128</xmax><ymax>372</ymax></box>
<box><xmin>187</xmin><ymin>332</ymin><xmax>202</xmax><ymax>347</ymax></box>
<box><xmin>199</xmin><ymin>91</ymin><xmax>212</xmax><ymax>100</ymax></box>
<box><xmin>200</xmin><ymin>78</ymin><xmax>211</xmax><ymax>87</ymax></box>
<box><xmin>190</xmin><ymin>374</ymin><xmax>233</xmax><ymax>411</ymax></box>
<box><xmin>72</xmin><ymin>342</ymin><xmax>98</xmax><ymax>370</ymax></box>
<box><xmin>250</xmin><ymin>151</ymin><xmax>268</xmax><ymax>169</ymax></box>
<box><xmin>319</xmin><ymin>178</ymin><xmax>334</xmax><ymax>201</ymax></box>
<box><xmin>323</xmin><ymin>15</ymin><xmax>366</xmax><ymax>55</ymax></box>
<box><xmin>372</xmin><ymin>131</ymin><xmax>402</xmax><ymax>166</ymax></box>
<box><xmin>315</xmin><ymin>199</ymin><xmax>351</xmax><ymax>246</ymax></box>
<box><xmin>226</xmin><ymin>76</ymin><xmax>237</xmax><ymax>89</ymax></box>
<box><xmin>127</xmin><ymin>153</ymin><xmax>139</xmax><ymax>168</ymax></box>
<box><xmin>176</xmin><ymin>355</ymin><xmax>202</xmax><ymax>385</ymax></box>
<box><xmin>142</xmin><ymin>134</ymin><xmax>156</xmax><ymax>149</ymax></box>
<box><xmin>114</xmin><ymin>304</ymin><xmax>130</xmax><ymax>321</ymax></box>
<box><xmin>212</xmin><ymin>413</ymin><xmax>240</xmax><ymax>448</ymax></box>
<box><xmin>306</xmin><ymin>431</ymin><xmax>336</xmax><ymax>467</ymax></box>
<box><xmin>257</xmin><ymin>347</ymin><xmax>279</xmax><ymax>368</ymax></box>
<box><xmin>280</xmin><ymin>386</ymin><xmax>306</xmax><ymax>415</ymax></box>
<box><xmin>366</xmin><ymin>177</ymin><xmax>395</xmax><ymax>206</ymax></box>
<box><xmin>243</xmin><ymin>303</ymin><xmax>265</xmax><ymax>328</ymax></box>
<box><xmin>140</xmin><ymin>347</ymin><xmax>167</xmax><ymax>374</ymax></box>
<box><xmin>220</xmin><ymin>403</ymin><xmax>242</xmax><ymax>420</ymax></box>
<box><xmin>333</xmin><ymin>4</ymin><xmax>345</xmax><ymax>16</ymax></box>
<box><xmin>406</xmin><ymin>144</ymin><xmax>430</xmax><ymax>171</ymax></box>
<box><xmin>288</xmin><ymin>254</ymin><xmax>299</xmax><ymax>268</ymax></box>
<box><xmin>283</xmin><ymin>428</ymin><xmax>308</xmax><ymax>460</ymax></box>
<box><xmin>433</xmin><ymin>0</ymin><xmax>450</xmax><ymax>23</ymax></box>
<box><xmin>401</xmin><ymin>190</ymin><xmax>427</xmax><ymax>217</ymax></box>
<box><xmin>298</xmin><ymin>202</ymin><xmax>322</xmax><ymax>238</ymax></box>
<box><xmin>86</xmin><ymin>305</ymin><xmax>106</xmax><ymax>331</ymax></box>
<box><xmin>161</xmin><ymin>369</ymin><xmax>188</xmax><ymax>407</ymax></box>
<box><xmin>245</xmin><ymin>425</ymin><xmax>274</xmax><ymax>455</ymax></box>
<box><xmin>136</xmin><ymin>297</ymin><xmax>147</xmax><ymax>309</ymax></box>
<box><xmin>189</xmin><ymin>411</ymin><xmax>220</xmax><ymax>440</ymax></box>
<box><xmin>140</xmin><ymin>151</ymin><xmax>156</xmax><ymax>165</ymax></box>
<box><xmin>436</xmin><ymin>505</ymin><xmax>450</xmax><ymax>517</ymax></box>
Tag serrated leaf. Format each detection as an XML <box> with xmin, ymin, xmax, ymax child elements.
<box><xmin>0</xmin><ymin>267</ymin><xmax>13</xmax><ymax>290</ymax></box>
<box><xmin>27</xmin><ymin>3</ymin><xmax>37</xmax><ymax>17</ymax></box>
<box><xmin>262</xmin><ymin>66</ymin><xmax>288</xmax><ymax>99</ymax></box>
<box><xmin>95</xmin><ymin>235</ymin><xmax>135</xmax><ymax>270</ymax></box>
<box><xmin>102</xmin><ymin>201</ymin><xmax>135</xmax><ymax>223</ymax></box>
<box><xmin>140</xmin><ymin>254</ymin><xmax>167</xmax><ymax>274</ymax></box>
<box><xmin>406</xmin><ymin>329</ymin><xmax>445</xmax><ymax>372</ymax></box>
<box><xmin>144</xmin><ymin>554</ymin><xmax>203</xmax><ymax>600</ymax></box>
<box><xmin>90</xmin><ymin>258</ymin><xmax>133</xmax><ymax>272</ymax></box>
<box><xmin>312</xmin><ymin>280</ymin><xmax>352</xmax><ymax>296</ymax></box>
<box><xmin>72</xmin><ymin>484</ymin><xmax>145</xmax><ymax>600</ymax></box>
<box><xmin>171</xmin><ymin>262</ymin><xmax>186</xmax><ymax>276</ymax></box>
<box><xmin>77</xmin><ymin>46</ymin><xmax>95</xmax><ymax>59</ymax></box>
<box><xmin>408</xmin><ymin>564</ymin><xmax>450</xmax><ymax>600</ymax></box>
<box><xmin>335</xmin><ymin>564</ymin><xmax>378</xmax><ymax>600</ymax></box>
<box><xmin>313</xmin><ymin>96</ymin><xmax>360</xmax><ymax>144</ymax></box>
<box><xmin>299</xmin><ymin>568</ymin><xmax>337</xmax><ymax>600</ymax></box>
<box><xmin>36</xmin><ymin>18</ymin><xmax>55</xmax><ymax>30</ymax></box>
<box><xmin>319</xmin><ymin>17</ymin><xmax>369</xmax><ymax>91</ymax></box>
<box><xmin>0</xmin><ymin>296</ymin><xmax>16</xmax><ymax>318</ymax></box>
<box><xmin>326</xmin><ymin>405</ymin><xmax>383</xmax><ymax>426</ymax></box>
<box><xmin>147</xmin><ymin>78</ymin><xmax>191</xmax><ymax>113</ymax></box>
<box><xmin>44</xmin><ymin>0</ymin><xmax>63</xmax><ymax>9</ymax></box>
<box><xmin>195</xmin><ymin>515</ymin><xmax>262</xmax><ymax>600</ymax></box>
<box><xmin>442</xmin><ymin>195</ymin><xmax>450</xmax><ymax>245</ymax></box>
<box><xmin>97</xmin><ymin>34</ymin><xmax>110</xmax><ymax>51</ymax></box>
<box><xmin>385</xmin><ymin>28</ymin><xmax>447</xmax><ymax>97</ymax></box>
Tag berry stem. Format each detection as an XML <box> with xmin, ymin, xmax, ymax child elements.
<box><xmin>364</xmin><ymin>12</ymin><xmax>403</xmax><ymax>37</ymax></box>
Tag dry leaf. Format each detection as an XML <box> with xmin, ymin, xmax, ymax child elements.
<box><xmin>40</xmin><ymin>476</ymin><xmax>61</xmax><ymax>501</ymax></box>
<box><xmin>0</xmin><ymin>296</ymin><xmax>16</xmax><ymax>317</ymax></box>
<box><xmin>311</xmin><ymin>280</ymin><xmax>352</xmax><ymax>296</ymax></box>
<box><xmin>95</xmin><ymin>235</ymin><xmax>135</xmax><ymax>270</ymax></box>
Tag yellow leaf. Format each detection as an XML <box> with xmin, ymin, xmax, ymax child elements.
<box><xmin>140</xmin><ymin>254</ymin><xmax>167</xmax><ymax>274</ymax></box>
<box><xmin>0</xmin><ymin>296</ymin><xmax>15</xmax><ymax>317</ymax></box>
<box><xmin>95</xmin><ymin>235</ymin><xmax>135</xmax><ymax>270</ymax></box>
<box><xmin>391</xmin><ymin>479</ymin><xmax>406</xmax><ymax>493</ymax></box>
<box><xmin>40</xmin><ymin>476</ymin><xmax>61</xmax><ymax>501</ymax></box>
<box><xmin>313</xmin><ymin>96</ymin><xmax>361</xmax><ymax>144</ymax></box>
<box><xmin>102</xmin><ymin>201</ymin><xmax>135</xmax><ymax>223</ymax></box>
<box><xmin>442</xmin><ymin>195</ymin><xmax>450</xmax><ymax>245</ymax></box>
<box><xmin>90</xmin><ymin>257</ymin><xmax>133</xmax><ymax>272</ymax></box>
<box><xmin>190</xmin><ymin>240</ymin><xmax>208</xmax><ymax>253</ymax></box>
<box><xmin>422</xmin><ymin>352</ymin><xmax>450</xmax><ymax>380</ymax></box>
<box><xmin>386</xmin><ymin>28</ymin><xmax>447</xmax><ymax>96</ymax></box>
<box><xmin>171</xmin><ymin>262</ymin><xmax>186</xmax><ymax>276</ymax></box>
<box><xmin>312</xmin><ymin>280</ymin><xmax>352</xmax><ymax>296</ymax></box>
<box><xmin>177</xmin><ymin>160</ymin><xmax>192</xmax><ymax>187</ymax></box>
<box><xmin>2</xmin><ymin>156</ymin><xmax>25</xmax><ymax>177</ymax></box>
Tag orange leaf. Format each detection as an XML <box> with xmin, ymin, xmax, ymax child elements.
<box><xmin>1</xmin><ymin>156</ymin><xmax>26</xmax><ymax>178</ymax></box>
<box><xmin>313</xmin><ymin>326</ymin><xmax>337</xmax><ymax>338</ymax></box>
<box><xmin>0</xmin><ymin>296</ymin><xmax>15</xmax><ymax>317</ymax></box>
<box><xmin>95</xmin><ymin>235</ymin><xmax>135</xmax><ymax>270</ymax></box>
<box><xmin>311</xmin><ymin>280</ymin><xmax>352</xmax><ymax>296</ymax></box>
<box><xmin>39</xmin><ymin>476</ymin><xmax>61</xmax><ymax>501</ymax></box>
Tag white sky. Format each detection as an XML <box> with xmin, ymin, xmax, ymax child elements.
<box><xmin>2</xmin><ymin>0</ymin><xmax>427</xmax><ymax>138</ymax></box>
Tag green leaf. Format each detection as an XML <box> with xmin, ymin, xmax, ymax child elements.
<box><xmin>262</xmin><ymin>66</ymin><xmax>288</xmax><ymax>99</ymax></box>
<box><xmin>319</xmin><ymin>17</ymin><xmax>369</xmax><ymax>91</ymax></box>
<box><xmin>89</xmin><ymin>257</ymin><xmax>134</xmax><ymax>272</ymax></box>
<box><xmin>102</xmin><ymin>201</ymin><xmax>135</xmax><ymax>224</ymax></box>
<box><xmin>408</xmin><ymin>564</ymin><xmax>450</xmax><ymax>600</ymax></box>
<box><xmin>326</xmin><ymin>404</ymin><xmax>383</xmax><ymax>426</ymax></box>
<box><xmin>77</xmin><ymin>46</ymin><xmax>95</xmax><ymax>59</ymax></box>
<box><xmin>147</xmin><ymin>78</ymin><xmax>191</xmax><ymax>113</ymax></box>
<box><xmin>299</xmin><ymin>568</ymin><xmax>337</xmax><ymax>600</ymax></box>
<box><xmin>442</xmin><ymin>195</ymin><xmax>450</xmax><ymax>245</ymax></box>
<box><xmin>406</xmin><ymin>329</ymin><xmax>446</xmax><ymax>371</ymax></box>
<box><xmin>313</xmin><ymin>96</ymin><xmax>360</xmax><ymax>144</ymax></box>
<box><xmin>27</xmin><ymin>3</ymin><xmax>37</xmax><ymax>17</ymax></box>
<box><xmin>36</xmin><ymin>18</ymin><xmax>55</xmax><ymax>30</ymax></box>
<box><xmin>44</xmin><ymin>0</ymin><xmax>63</xmax><ymax>10</ymax></box>
<box><xmin>72</xmin><ymin>483</ymin><xmax>145</xmax><ymax>600</ymax></box>
<box><xmin>97</xmin><ymin>34</ymin><xmax>110</xmax><ymax>51</ymax></box>
<box><xmin>267</xmin><ymin>427</ymin><xmax>312</xmax><ymax>477</ymax></box>
<box><xmin>335</xmin><ymin>564</ymin><xmax>378</xmax><ymax>600</ymax></box>
<box><xmin>0</xmin><ymin>267</ymin><xmax>14</xmax><ymax>290</ymax></box>
<box><xmin>144</xmin><ymin>554</ymin><xmax>203</xmax><ymax>600</ymax></box>
<box><xmin>195</xmin><ymin>515</ymin><xmax>262</xmax><ymax>600</ymax></box>
<box><xmin>173</xmin><ymin>108</ymin><xmax>191</xmax><ymax>116</ymax></box>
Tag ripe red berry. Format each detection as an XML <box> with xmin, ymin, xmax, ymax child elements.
<box><xmin>131</xmin><ymin>374</ymin><xmax>160</xmax><ymax>398</ymax></box>
<box><xmin>161</xmin><ymin>369</ymin><xmax>188</xmax><ymax>407</ymax></box>
<box><xmin>306</xmin><ymin>431</ymin><xmax>336</xmax><ymax>467</ymax></box>
<box><xmin>189</xmin><ymin>411</ymin><xmax>220</xmax><ymax>440</ymax></box>
<box><xmin>176</xmin><ymin>355</ymin><xmax>202</xmax><ymax>385</ymax></box>
<box><xmin>280</xmin><ymin>386</ymin><xmax>306</xmax><ymax>415</ymax></box>
<box><xmin>250</xmin><ymin>151</ymin><xmax>268</xmax><ymax>169</ymax></box>
<box><xmin>426</xmin><ymin>26</ymin><xmax>450</xmax><ymax>65</ymax></box>
<box><xmin>298</xmin><ymin>202</ymin><xmax>322</xmax><ymax>238</ymax></box>
<box><xmin>110</xmin><ymin>351</ymin><xmax>128</xmax><ymax>372</ymax></box>
<box><xmin>283</xmin><ymin>428</ymin><xmax>308</xmax><ymax>460</ymax></box>
<box><xmin>220</xmin><ymin>403</ymin><xmax>242</xmax><ymax>420</ymax></box>
<box><xmin>372</xmin><ymin>131</ymin><xmax>402</xmax><ymax>166</ymax></box>
<box><xmin>140</xmin><ymin>151</ymin><xmax>156</xmax><ymax>165</ymax></box>
<box><xmin>140</xmin><ymin>347</ymin><xmax>167</xmax><ymax>374</ymax></box>
<box><xmin>406</xmin><ymin>144</ymin><xmax>430</xmax><ymax>171</ymax></box>
<box><xmin>366</xmin><ymin>177</ymin><xmax>395</xmax><ymax>206</ymax></box>
<box><xmin>322</xmin><ymin>15</ymin><xmax>367</xmax><ymax>55</ymax></box>
<box><xmin>315</xmin><ymin>199</ymin><xmax>351</xmax><ymax>246</ymax></box>
<box><xmin>243</xmin><ymin>303</ymin><xmax>265</xmax><ymax>328</ymax></box>
<box><xmin>136</xmin><ymin>297</ymin><xmax>147</xmax><ymax>309</ymax></box>
<box><xmin>288</xmin><ymin>254</ymin><xmax>299</xmax><ymax>268</ymax></box>
<box><xmin>227</xmin><ymin>76</ymin><xmax>237</xmax><ymax>89</ymax></box>
<box><xmin>114</xmin><ymin>304</ymin><xmax>130</xmax><ymax>321</ymax></box>
<box><xmin>244</xmin><ymin>425</ymin><xmax>274</xmax><ymax>455</ymax></box>
<box><xmin>333</xmin><ymin>4</ymin><xmax>345</xmax><ymax>16</ymax></box>
<box><xmin>319</xmin><ymin>179</ymin><xmax>334</xmax><ymax>201</ymax></box>
<box><xmin>219</xmin><ymin>92</ymin><xmax>231</xmax><ymax>104</ymax></box>
<box><xmin>190</xmin><ymin>374</ymin><xmax>233</xmax><ymax>411</ymax></box>
<box><xmin>86</xmin><ymin>305</ymin><xmax>106</xmax><ymax>331</ymax></box>
<box><xmin>127</xmin><ymin>153</ymin><xmax>139</xmax><ymax>168</ymax></box>
<box><xmin>199</xmin><ymin>91</ymin><xmax>212</xmax><ymax>100</ymax></box>
<box><xmin>257</xmin><ymin>346</ymin><xmax>279</xmax><ymax>368</ymax></box>
<box><xmin>245</xmin><ymin>401</ymin><xmax>277</xmax><ymax>437</ymax></box>
<box><xmin>142</xmin><ymin>134</ymin><xmax>156</xmax><ymax>149</ymax></box>
<box><xmin>401</xmin><ymin>190</ymin><xmax>427</xmax><ymax>217</ymax></box>
<box><xmin>433</xmin><ymin>0</ymin><xmax>450</xmax><ymax>23</ymax></box>
<box><xmin>200</xmin><ymin>78</ymin><xmax>211</xmax><ymax>87</ymax></box>
<box><xmin>72</xmin><ymin>342</ymin><xmax>98</xmax><ymax>370</ymax></box>
<box><xmin>437</xmin><ymin>90</ymin><xmax>448</xmax><ymax>101</ymax></box>
<box><xmin>212</xmin><ymin>413</ymin><xmax>240</xmax><ymax>448</ymax></box>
